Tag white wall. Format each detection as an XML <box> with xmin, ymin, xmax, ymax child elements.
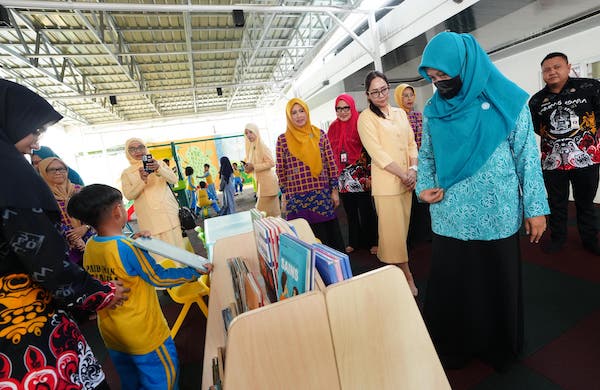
<box><xmin>492</xmin><ymin>26</ymin><xmax>600</xmax><ymax>95</ymax></box>
<box><xmin>492</xmin><ymin>25</ymin><xmax>600</xmax><ymax>202</ymax></box>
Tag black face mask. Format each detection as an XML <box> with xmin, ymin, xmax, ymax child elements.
<box><xmin>434</xmin><ymin>75</ymin><xmax>463</xmax><ymax>99</ymax></box>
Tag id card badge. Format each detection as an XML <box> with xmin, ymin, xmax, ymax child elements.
<box><xmin>340</xmin><ymin>151</ymin><xmax>348</xmax><ymax>164</ymax></box>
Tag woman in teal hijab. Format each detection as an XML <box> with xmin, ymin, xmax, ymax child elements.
<box><xmin>415</xmin><ymin>32</ymin><xmax>549</xmax><ymax>371</ymax></box>
<box><xmin>32</xmin><ymin>146</ymin><xmax>84</xmax><ymax>185</ymax></box>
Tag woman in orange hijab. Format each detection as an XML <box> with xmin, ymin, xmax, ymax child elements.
<box><xmin>275</xmin><ymin>98</ymin><xmax>344</xmax><ymax>251</ymax></box>
<box><xmin>39</xmin><ymin>156</ymin><xmax>92</xmax><ymax>265</ymax></box>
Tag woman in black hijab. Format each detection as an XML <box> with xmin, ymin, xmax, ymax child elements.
<box><xmin>218</xmin><ymin>156</ymin><xmax>236</xmax><ymax>215</ymax></box>
<box><xmin>0</xmin><ymin>80</ymin><xmax>128</xmax><ymax>389</ymax></box>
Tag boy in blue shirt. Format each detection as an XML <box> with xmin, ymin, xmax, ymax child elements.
<box><xmin>68</xmin><ymin>184</ymin><xmax>212</xmax><ymax>390</ymax></box>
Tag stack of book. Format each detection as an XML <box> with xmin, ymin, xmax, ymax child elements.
<box><xmin>224</xmin><ymin>257</ymin><xmax>264</xmax><ymax>325</ymax></box>
<box><xmin>253</xmin><ymin>217</ymin><xmax>298</xmax><ymax>302</ymax></box>
<box><xmin>253</xmin><ymin>216</ymin><xmax>354</xmax><ymax>301</ymax></box>
<box><xmin>313</xmin><ymin>243</ymin><xmax>352</xmax><ymax>286</ymax></box>
<box><xmin>209</xmin><ymin>346</ymin><xmax>225</xmax><ymax>390</ymax></box>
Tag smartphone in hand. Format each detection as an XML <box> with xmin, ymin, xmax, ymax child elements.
<box><xmin>142</xmin><ymin>154</ymin><xmax>154</xmax><ymax>173</ymax></box>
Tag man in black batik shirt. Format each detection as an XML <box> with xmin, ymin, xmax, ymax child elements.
<box><xmin>529</xmin><ymin>52</ymin><xmax>600</xmax><ymax>255</ymax></box>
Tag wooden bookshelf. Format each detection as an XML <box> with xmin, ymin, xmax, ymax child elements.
<box><xmin>202</xmin><ymin>221</ymin><xmax>449</xmax><ymax>390</ymax></box>
<box><xmin>325</xmin><ymin>266</ymin><xmax>450</xmax><ymax>389</ymax></box>
<box><xmin>224</xmin><ymin>291</ymin><xmax>341</xmax><ymax>389</ymax></box>
<box><xmin>202</xmin><ymin>231</ymin><xmax>258</xmax><ymax>390</ymax></box>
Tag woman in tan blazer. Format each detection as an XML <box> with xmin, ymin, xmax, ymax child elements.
<box><xmin>121</xmin><ymin>138</ymin><xmax>184</xmax><ymax>248</ymax></box>
<box><xmin>243</xmin><ymin>123</ymin><xmax>281</xmax><ymax>217</ymax></box>
<box><xmin>358</xmin><ymin>71</ymin><xmax>419</xmax><ymax>296</ymax></box>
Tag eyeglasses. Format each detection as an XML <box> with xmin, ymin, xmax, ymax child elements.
<box><xmin>46</xmin><ymin>167</ymin><xmax>67</xmax><ymax>174</ymax></box>
<box><xmin>128</xmin><ymin>145</ymin><xmax>146</xmax><ymax>153</ymax></box>
<box><xmin>367</xmin><ymin>86</ymin><xmax>390</xmax><ymax>97</ymax></box>
<box><xmin>335</xmin><ymin>106</ymin><xmax>351</xmax><ymax>113</ymax></box>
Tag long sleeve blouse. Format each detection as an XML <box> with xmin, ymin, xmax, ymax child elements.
<box><xmin>121</xmin><ymin>160</ymin><xmax>180</xmax><ymax>235</ymax></box>
<box><xmin>416</xmin><ymin>105</ymin><xmax>549</xmax><ymax>241</ymax></box>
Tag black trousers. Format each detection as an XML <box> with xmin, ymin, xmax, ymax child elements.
<box><xmin>310</xmin><ymin>218</ymin><xmax>345</xmax><ymax>253</ymax></box>
<box><xmin>339</xmin><ymin>192</ymin><xmax>378</xmax><ymax>249</ymax></box>
<box><xmin>543</xmin><ymin>164</ymin><xmax>599</xmax><ymax>246</ymax></box>
<box><xmin>424</xmin><ymin>233</ymin><xmax>523</xmax><ymax>370</ymax></box>
<box><xmin>407</xmin><ymin>191</ymin><xmax>432</xmax><ymax>248</ymax></box>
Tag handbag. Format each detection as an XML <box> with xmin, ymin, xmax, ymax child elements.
<box><xmin>178</xmin><ymin>206</ymin><xmax>197</xmax><ymax>230</ymax></box>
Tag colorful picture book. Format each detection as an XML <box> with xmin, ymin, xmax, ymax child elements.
<box><xmin>227</xmin><ymin>256</ymin><xmax>264</xmax><ymax>314</ymax></box>
<box><xmin>277</xmin><ymin>233</ymin><xmax>315</xmax><ymax>300</ymax></box>
<box><xmin>313</xmin><ymin>243</ymin><xmax>353</xmax><ymax>286</ymax></box>
<box><xmin>253</xmin><ymin>217</ymin><xmax>298</xmax><ymax>302</ymax></box>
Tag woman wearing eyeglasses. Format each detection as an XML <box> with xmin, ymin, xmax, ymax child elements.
<box><xmin>357</xmin><ymin>70</ymin><xmax>419</xmax><ymax>296</ymax></box>
<box><xmin>327</xmin><ymin>94</ymin><xmax>378</xmax><ymax>255</ymax></box>
<box><xmin>38</xmin><ymin>157</ymin><xmax>92</xmax><ymax>265</ymax></box>
<box><xmin>121</xmin><ymin>138</ymin><xmax>185</xmax><ymax>248</ymax></box>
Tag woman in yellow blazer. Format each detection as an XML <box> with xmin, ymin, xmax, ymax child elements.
<box><xmin>121</xmin><ymin>138</ymin><xmax>185</xmax><ymax>248</ymax></box>
<box><xmin>243</xmin><ymin>123</ymin><xmax>281</xmax><ymax>217</ymax></box>
<box><xmin>358</xmin><ymin>71</ymin><xmax>419</xmax><ymax>296</ymax></box>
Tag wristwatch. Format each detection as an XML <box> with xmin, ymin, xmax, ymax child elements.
<box><xmin>409</xmin><ymin>165</ymin><xmax>418</xmax><ymax>172</ymax></box>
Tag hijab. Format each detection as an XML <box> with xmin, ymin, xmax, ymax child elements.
<box><xmin>327</xmin><ymin>94</ymin><xmax>362</xmax><ymax>175</ymax></box>
<box><xmin>285</xmin><ymin>98</ymin><xmax>322</xmax><ymax>178</ymax></box>
<box><xmin>394</xmin><ymin>84</ymin><xmax>415</xmax><ymax>112</ymax></box>
<box><xmin>33</xmin><ymin>146</ymin><xmax>84</xmax><ymax>185</ymax></box>
<box><xmin>123</xmin><ymin>137</ymin><xmax>146</xmax><ymax>174</ymax></box>
<box><xmin>244</xmin><ymin>123</ymin><xmax>272</xmax><ymax>165</ymax></box>
<box><xmin>1</xmin><ymin>79</ymin><xmax>63</xmax><ymax>210</ymax></box>
<box><xmin>38</xmin><ymin>157</ymin><xmax>77</xmax><ymax>202</ymax></box>
<box><xmin>38</xmin><ymin>157</ymin><xmax>82</xmax><ymax>228</ymax></box>
<box><xmin>418</xmin><ymin>32</ymin><xmax>528</xmax><ymax>189</ymax></box>
<box><xmin>219</xmin><ymin>156</ymin><xmax>234</xmax><ymax>183</ymax></box>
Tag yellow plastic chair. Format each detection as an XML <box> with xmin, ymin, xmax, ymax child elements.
<box><xmin>168</xmin><ymin>274</ymin><xmax>210</xmax><ymax>338</ymax></box>
<box><xmin>158</xmin><ymin>237</ymin><xmax>211</xmax><ymax>338</ymax></box>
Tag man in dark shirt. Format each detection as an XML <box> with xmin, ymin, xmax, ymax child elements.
<box><xmin>529</xmin><ymin>52</ymin><xmax>600</xmax><ymax>255</ymax></box>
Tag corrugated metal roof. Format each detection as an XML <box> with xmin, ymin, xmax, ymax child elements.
<box><xmin>0</xmin><ymin>0</ymin><xmax>363</xmax><ymax>125</ymax></box>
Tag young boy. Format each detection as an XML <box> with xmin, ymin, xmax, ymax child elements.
<box><xmin>68</xmin><ymin>184</ymin><xmax>211</xmax><ymax>390</ymax></box>
<box><xmin>232</xmin><ymin>162</ymin><xmax>243</xmax><ymax>194</ymax></box>
<box><xmin>196</xmin><ymin>181</ymin><xmax>221</xmax><ymax>216</ymax></box>
<box><xmin>197</xmin><ymin>163</ymin><xmax>218</xmax><ymax>201</ymax></box>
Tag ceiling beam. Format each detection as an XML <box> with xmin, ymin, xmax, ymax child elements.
<box><xmin>11</xmin><ymin>45</ymin><xmax>315</xmax><ymax>58</ymax></box>
<box><xmin>2</xmin><ymin>2</ymin><xmax>360</xmax><ymax>15</ymax></box>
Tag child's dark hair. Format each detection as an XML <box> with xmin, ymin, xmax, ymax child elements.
<box><xmin>67</xmin><ymin>184</ymin><xmax>123</xmax><ymax>229</ymax></box>
<box><xmin>204</xmin><ymin>163</ymin><xmax>210</xmax><ymax>169</ymax></box>
<box><xmin>199</xmin><ymin>181</ymin><xmax>207</xmax><ymax>188</ymax></box>
<box><xmin>185</xmin><ymin>166</ymin><xmax>194</xmax><ymax>176</ymax></box>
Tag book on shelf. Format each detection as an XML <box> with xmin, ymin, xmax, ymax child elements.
<box><xmin>253</xmin><ymin>217</ymin><xmax>299</xmax><ymax>302</ymax></box>
<box><xmin>250</xmin><ymin>207</ymin><xmax>264</xmax><ymax>222</ymax></box>
<box><xmin>217</xmin><ymin>346</ymin><xmax>226</xmax><ymax>384</ymax></box>
<box><xmin>221</xmin><ymin>307</ymin><xmax>234</xmax><ymax>333</ymax></box>
<box><xmin>227</xmin><ymin>256</ymin><xmax>265</xmax><ymax>313</ymax></box>
<box><xmin>244</xmin><ymin>271</ymin><xmax>264</xmax><ymax>310</ymax></box>
<box><xmin>211</xmin><ymin>357</ymin><xmax>221</xmax><ymax>389</ymax></box>
<box><xmin>313</xmin><ymin>243</ymin><xmax>353</xmax><ymax>285</ymax></box>
<box><xmin>277</xmin><ymin>233</ymin><xmax>315</xmax><ymax>300</ymax></box>
<box><xmin>132</xmin><ymin>236</ymin><xmax>210</xmax><ymax>271</ymax></box>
